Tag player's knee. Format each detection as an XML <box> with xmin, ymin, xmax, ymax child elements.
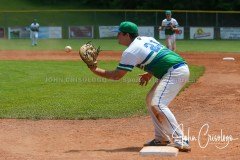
<box><xmin>146</xmin><ymin>93</ymin><xmax>152</xmax><ymax>107</ymax></box>
<box><xmin>151</xmin><ymin>102</ymin><xmax>168</xmax><ymax>111</ymax></box>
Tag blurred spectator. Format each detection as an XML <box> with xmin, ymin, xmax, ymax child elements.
<box><xmin>159</xmin><ymin>10</ymin><xmax>179</xmax><ymax>51</ymax></box>
<box><xmin>30</xmin><ymin>19</ymin><xmax>40</xmax><ymax>46</ymax></box>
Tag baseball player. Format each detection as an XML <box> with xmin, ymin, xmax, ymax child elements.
<box><xmin>159</xmin><ymin>10</ymin><xmax>179</xmax><ymax>51</ymax></box>
<box><xmin>30</xmin><ymin>19</ymin><xmax>40</xmax><ymax>46</ymax></box>
<box><xmin>85</xmin><ymin>21</ymin><xmax>190</xmax><ymax>152</ymax></box>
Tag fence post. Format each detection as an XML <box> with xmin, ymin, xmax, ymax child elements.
<box><xmin>185</xmin><ymin>11</ymin><xmax>189</xmax><ymax>39</ymax></box>
<box><xmin>155</xmin><ymin>11</ymin><xmax>158</xmax><ymax>39</ymax></box>
<box><xmin>124</xmin><ymin>11</ymin><xmax>127</xmax><ymax>21</ymax></box>
<box><xmin>215</xmin><ymin>12</ymin><xmax>220</xmax><ymax>39</ymax></box>
<box><xmin>216</xmin><ymin>12</ymin><xmax>218</xmax><ymax>27</ymax></box>
<box><xmin>155</xmin><ymin>11</ymin><xmax>158</xmax><ymax>26</ymax></box>
<box><xmin>94</xmin><ymin>11</ymin><xmax>97</xmax><ymax>38</ymax></box>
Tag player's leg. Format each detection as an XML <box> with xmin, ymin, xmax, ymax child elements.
<box><xmin>145</xmin><ymin>81</ymin><xmax>171</xmax><ymax>146</ymax></box>
<box><xmin>151</xmin><ymin>76</ymin><xmax>184</xmax><ymax>139</ymax></box>
<box><xmin>35</xmin><ymin>32</ymin><xmax>38</xmax><ymax>45</ymax></box>
<box><xmin>33</xmin><ymin>32</ymin><xmax>36</xmax><ymax>45</ymax></box>
<box><xmin>151</xmin><ymin>64</ymin><xmax>191</xmax><ymax>151</ymax></box>
<box><xmin>165</xmin><ymin>35</ymin><xmax>173</xmax><ymax>50</ymax></box>
<box><xmin>31</xmin><ymin>32</ymin><xmax>34</xmax><ymax>46</ymax></box>
<box><xmin>172</xmin><ymin>34</ymin><xmax>177</xmax><ymax>51</ymax></box>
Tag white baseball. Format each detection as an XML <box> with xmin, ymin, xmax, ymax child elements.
<box><xmin>65</xmin><ymin>45</ymin><xmax>72</xmax><ymax>53</ymax></box>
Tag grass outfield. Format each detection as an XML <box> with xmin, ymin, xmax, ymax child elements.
<box><xmin>0</xmin><ymin>39</ymin><xmax>240</xmax><ymax>52</ymax></box>
<box><xmin>0</xmin><ymin>61</ymin><xmax>204</xmax><ymax>119</ymax></box>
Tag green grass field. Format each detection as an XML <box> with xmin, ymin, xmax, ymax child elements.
<box><xmin>1</xmin><ymin>39</ymin><xmax>240</xmax><ymax>119</ymax></box>
<box><xmin>0</xmin><ymin>61</ymin><xmax>204</xmax><ymax>119</ymax></box>
<box><xmin>1</xmin><ymin>39</ymin><xmax>240</xmax><ymax>52</ymax></box>
<box><xmin>1</xmin><ymin>0</ymin><xmax>237</xmax><ymax>120</ymax></box>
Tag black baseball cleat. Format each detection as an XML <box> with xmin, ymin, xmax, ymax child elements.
<box><xmin>143</xmin><ymin>139</ymin><xmax>170</xmax><ymax>146</ymax></box>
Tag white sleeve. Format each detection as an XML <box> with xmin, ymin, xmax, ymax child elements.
<box><xmin>117</xmin><ymin>52</ymin><xmax>137</xmax><ymax>71</ymax></box>
<box><xmin>161</xmin><ymin>20</ymin><xmax>166</xmax><ymax>26</ymax></box>
<box><xmin>173</xmin><ymin>19</ymin><xmax>179</xmax><ymax>27</ymax></box>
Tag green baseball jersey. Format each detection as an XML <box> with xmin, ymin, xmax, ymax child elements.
<box><xmin>117</xmin><ymin>36</ymin><xmax>185</xmax><ymax>79</ymax></box>
<box><xmin>143</xmin><ymin>48</ymin><xmax>185</xmax><ymax>78</ymax></box>
<box><xmin>162</xmin><ymin>18</ymin><xmax>178</xmax><ymax>35</ymax></box>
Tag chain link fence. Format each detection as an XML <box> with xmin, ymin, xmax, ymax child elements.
<box><xmin>0</xmin><ymin>10</ymin><xmax>239</xmax><ymax>39</ymax></box>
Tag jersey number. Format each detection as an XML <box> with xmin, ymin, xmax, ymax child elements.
<box><xmin>144</xmin><ymin>40</ymin><xmax>162</xmax><ymax>52</ymax></box>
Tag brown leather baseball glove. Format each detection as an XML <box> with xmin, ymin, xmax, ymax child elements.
<box><xmin>79</xmin><ymin>42</ymin><xmax>100</xmax><ymax>67</ymax></box>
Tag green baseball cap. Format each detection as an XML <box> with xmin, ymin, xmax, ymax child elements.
<box><xmin>165</xmin><ymin>10</ymin><xmax>171</xmax><ymax>15</ymax></box>
<box><xmin>116</xmin><ymin>21</ymin><xmax>138</xmax><ymax>34</ymax></box>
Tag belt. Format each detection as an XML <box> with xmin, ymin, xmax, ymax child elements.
<box><xmin>172</xmin><ymin>62</ymin><xmax>187</xmax><ymax>69</ymax></box>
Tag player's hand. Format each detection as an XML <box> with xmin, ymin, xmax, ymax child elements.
<box><xmin>139</xmin><ymin>73</ymin><xmax>153</xmax><ymax>86</ymax></box>
<box><xmin>169</xmin><ymin>24</ymin><xmax>175</xmax><ymax>30</ymax></box>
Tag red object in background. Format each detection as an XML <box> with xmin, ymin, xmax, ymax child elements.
<box><xmin>175</xmin><ymin>29</ymin><xmax>182</xmax><ymax>34</ymax></box>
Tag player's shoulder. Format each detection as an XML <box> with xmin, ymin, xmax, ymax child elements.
<box><xmin>127</xmin><ymin>36</ymin><xmax>155</xmax><ymax>50</ymax></box>
<box><xmin>133</xmin><ymin>36</ymin><xmax>153</xmax><ymax>44</ymax></box>
<box><xmin>124</xmin><ymin>37</ymin><xmax>144</xmax><ymax>53</ymax></box>
<box><xmin>140</xmin><ymin>36</ymin><xmax>156</xmax><ymax>42</ymax></box>
<box><xmin>162</xmin><ymin>18</ymin><xmax>168</xmax><ymax>22</ymax></box>
<box><xmin>171</xmin><ymin>18</ymin><xmax>178</xmax><ymax>22</ymax></box>
<box><xmin>171</xmin><ymin>18</ymin><xmax>179</xmax><ymax>26</ymax></box>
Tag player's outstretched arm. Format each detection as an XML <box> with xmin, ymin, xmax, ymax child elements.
<box><xmin>89</xmin><ymin>67</ymin><xmax>127</xmax><ymax>80</ymax></box>
<box><xmin>79</xmin><ymin>42</ymin><xmax>128</xmax><ymax>80</ymax></box>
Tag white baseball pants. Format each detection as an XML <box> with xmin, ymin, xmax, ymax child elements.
<box><xmin>166</xmin><ymin>34</ymin><xmax>176</xmax><ymax>51</ymax></box>
<box><xmin>146</xmin><ymin>64</ymin><xmax>190</xmax><ymax>142</ymax></box>
<box><xmin>31</xmin><ymin>31</ymin><xmax>38</xmax><ymax>45</ymax></box>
